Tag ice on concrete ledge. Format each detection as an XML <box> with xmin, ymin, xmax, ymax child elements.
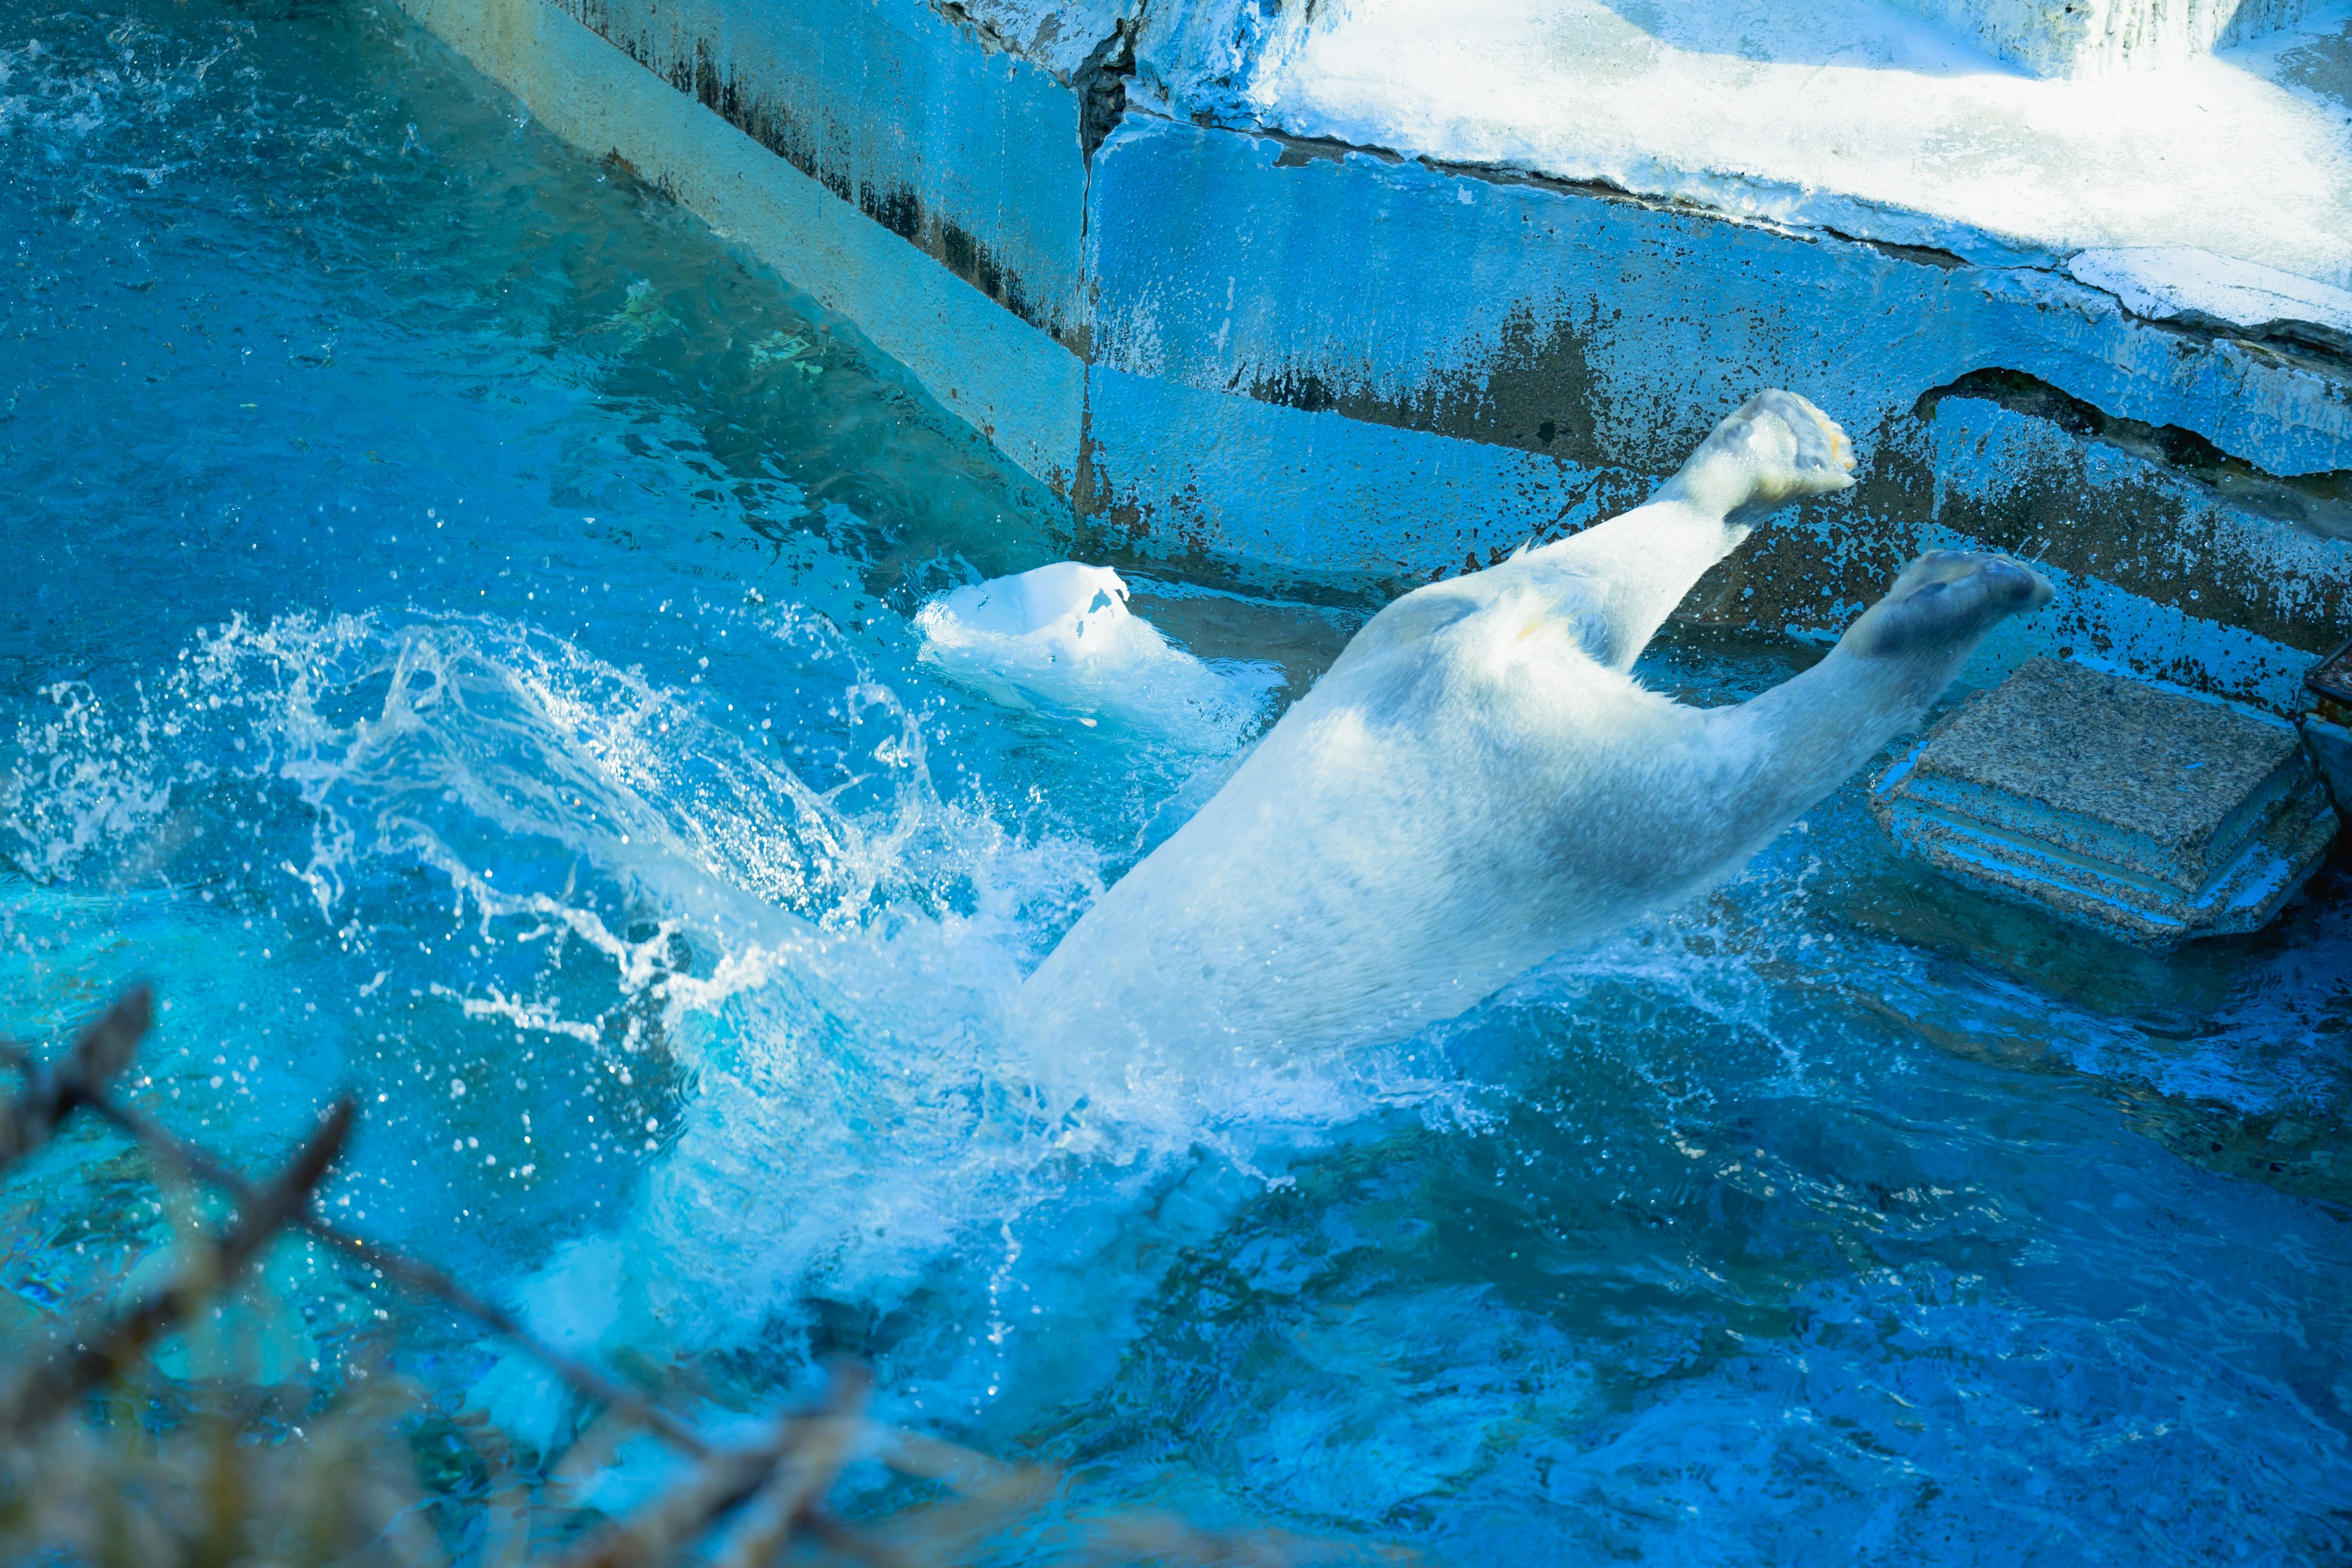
<box><xmin>2067</xmin><ymin>246</ymin><xmax>2352</xmax><ymax>347</ymax></box>
<box><xmin>930</xmin><ymin>0</ymin><xmax>1133</xmax><ymax>79</ymax></box>
<box><xmin>1129</xmin><ymin>0</ymin><xmax>2352</xmax><ymax>287</ymax></box>
<box><xmin>1894</xmin><ymin>0</ymin><xmax>2321</xmax><ymax>77</ymax></box>
<box><xmin>917</xmin><ymin>562</ymin><xmax>1279</xmax><ymax>743</ymax></box>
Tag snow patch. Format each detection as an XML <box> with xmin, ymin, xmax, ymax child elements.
<box><xmin>2068</xmin><ymin>246</ymin><xmax>2352</xmax><ymax>346</ymax></box>
<box><xmin>1129</xmin><ymin>0</ymin><xmax>2352</xmax><ymax>288</ymax></box>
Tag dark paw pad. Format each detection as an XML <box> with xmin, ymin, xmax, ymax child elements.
<box><xmin>1852</xmin><ymin>551</ymin><xmax>2054</xmax><ymax>656</ymax></box>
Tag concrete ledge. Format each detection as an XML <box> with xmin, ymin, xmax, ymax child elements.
<box><xmin>391</xmin><ymin>0</ymin><xmax>2352</xmax><ymax>719</ymax></box>
<box><xmin>1134</xmin><ymin>1</ymin><xmax>2352</xmax><ymax>288</ymax></box>
<box><xmin>549</xmin><ymin>0</ymin><xmax>1099</xmax><ymax>350</ymax></box>
<box><xmin>398</xmin><ymin>0</ymin><xmax>1088</xmax><ymax>492</ymax></box>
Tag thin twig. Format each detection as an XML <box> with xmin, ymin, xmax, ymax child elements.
<box><xmin>0</xmin><ymin>985</ymin><xmax>151</xmax><ymax>1174</ymax></box>
<box><xmin>709</xmin><ymin>1366</ymin><xmax>872</xmax><ymax>1568</ymax></box>
<box><xmin>0</xmin><ymin>1098</ymin><xmax>352</xmax><ymax>1436</ymax></box>
<box><xmin>80</xmin><ymin>1090</ymin><xmax>713</xmax><ymax>1460</ymax></box>
<box><xmin>549</xmin><ymin>1367</ymin><xmax>872</xmax><ymax>1568</ymax></box>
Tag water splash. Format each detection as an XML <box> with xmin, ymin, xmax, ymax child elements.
<box><xmin>2</xmin><ymin>599</ymin><xmax>1428</xmax><ymax>1431</ymax></box>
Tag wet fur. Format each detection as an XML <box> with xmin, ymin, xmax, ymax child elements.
<box><xmin>1019</xmin><ymin>394</ymin><xmax>2051</xmax><ymax>1082</ymax></box>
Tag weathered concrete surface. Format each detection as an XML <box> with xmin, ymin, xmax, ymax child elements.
<box><xmin>396</xmin><ymin>0</ymin><xmax>1089</xmax><ymax>492</ymax></box>
<box><xmin>1133</xmin><ymin>1</ymin><xmax>2352</xmax><ymax>288</ymax></box>
<box><xmin>1896</xmin><ymin>0</ymin><xmax>2320</xmax><ymax>77</ymax></box>
<box><xmin>1872</xmin><ymin>658</ymin><xmax>2340</xmax><ymax>946</ymax></box>
<box><xmin>1078</xmin><ymin>364</ymin><xmax>1637</xmax><ymax>577</ymax></box>
<box><xmin>546</xmin><ymin>0</ymin><xmax>1100</xmax><ymax>351</ymax></box>
<box><xmin>1083</xmin><ymin>116</ymin><xmax>2352</xmax><ymax>705</ymax></box>
<box><xmin>388</xmin><ymin>0</ymin><xmax>2352</xmax><ymax>717</ymax></box>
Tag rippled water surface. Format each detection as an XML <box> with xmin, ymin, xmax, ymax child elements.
<box><xmin>4</xmin><ymin>3</ymin><xmax>2349</xmax><ymax>1561</ymax></box>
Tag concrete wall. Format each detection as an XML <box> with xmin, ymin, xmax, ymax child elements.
<box><xmin>393</xmin><ymin>0</ymin><xmax>2352</xmax><ymax>715</ymax></box>
<box><xmin>396</xmin><ymin>0</ymin><xmax>1092</xmax><ymax>491</ymax></box>
<box><xmin>1894</xmin><ymin>0</ymin><xmax>2321</xmax><ymax>77</ymax></box>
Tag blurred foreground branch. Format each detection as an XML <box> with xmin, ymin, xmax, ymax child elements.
<box><xmin>0</xmin><ymin>1097</ymin><xmax>351</xmax><ymax>1438</ymax></box>
<box><xmin>0</xmin><ymin>984</ymin><xmax>149</xmax><ymax>1174</ymax></box>
<box><xmin>0</xmin><ymin>986</ymin><xmax>1391</xmax><ymax>1567</ymax></box>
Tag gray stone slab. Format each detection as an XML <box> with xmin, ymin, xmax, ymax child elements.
<box><xmin>1872</xmin><ymin>658</ymin><xmax>2338</xmax><ymax>948</ymax></box>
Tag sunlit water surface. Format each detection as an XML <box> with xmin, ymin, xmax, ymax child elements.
<box><xmin>2</xmin><ymin>2</ymin><xmax>2348</xmax><ymax>1561</ymax></box>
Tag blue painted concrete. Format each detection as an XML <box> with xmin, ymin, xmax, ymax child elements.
<box><xmin>557</xmin><ymin>0</ymin><xmax>1097</xmax><ymax>347</ymax></box>
<box><xmin>1084</xmin><ymin>116</ymin><xmax>2348</xmax><ymax>478</ymax></box>
<box><xmin>392</xmin><ymin>0</ymin><xmax>2352</xmax><ymax>715</ymax></box>
<box><xmin>1080</xmin><ymin>366</ymin><xmax>1618</xmax><ymax>575</ymax></box>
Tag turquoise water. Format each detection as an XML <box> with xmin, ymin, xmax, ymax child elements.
<box><xmin>4</xmin><ymin>2</ymin><xmax>2350</xmax><ymax>1561</ymax></box>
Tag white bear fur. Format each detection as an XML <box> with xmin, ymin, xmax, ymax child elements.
<box><xmin>1016</xmin><ymin>391</ymin><xmax>2052</xmax><ymax>1088</ymax></box>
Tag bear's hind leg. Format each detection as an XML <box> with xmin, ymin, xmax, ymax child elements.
<box><xmin>1527</xmin><ymin>390</ymin><xmax>1857</xmax><ymax>672</ymax></box>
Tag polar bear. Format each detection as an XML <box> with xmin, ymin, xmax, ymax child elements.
<box><xmin>1016</xmin><ymin>391</ymin><xmax>2052</xmax><ymax>1084</ymax></box>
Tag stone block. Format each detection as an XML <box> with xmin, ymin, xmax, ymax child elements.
<box><xmin>1871</xmin><ymin>657</ymin><xmax>2339</xmax><ymax>946</ymax></box>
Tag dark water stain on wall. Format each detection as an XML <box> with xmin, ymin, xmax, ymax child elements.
<box><xmin>1927</xmin><ymin>405</ymin><xmax>2348</xmax><ymax>659</ymax></box>
<box><xmin>1676</xmin><ymin>413</ymin><xmax>1937</xmax><ymax>636</ymax></box>
<box><xmin>1679</xmin><ymin>395</ymin><xmax>2351</xmax><ymax>692</ymax></box>
<box><xmin>1240</xmin><ymin>303</ymin><xmax>1610</xmax><ymax>470</ymax></box>
<box><xmin>1919</xmin><ymin>369</ymin><xmax>2352</xmax><ymax>545</ymax></box>
<box><xmin>554</xmin><ymin>0</ymin><xmax>1087</xmax><ymax>353</ymax></box>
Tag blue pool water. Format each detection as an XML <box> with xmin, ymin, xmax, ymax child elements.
<box><xmin>3</xmin><ymin>3</ymin><xmax>2350</xmax><ymax>1561</ymax></box>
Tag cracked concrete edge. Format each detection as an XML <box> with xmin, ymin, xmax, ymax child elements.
<box><xmin>392</xmin><ymin>0</ymin><xmax>2352</xmax><ymax>714</ymax></box>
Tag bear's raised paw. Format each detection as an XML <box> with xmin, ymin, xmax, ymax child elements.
<box><xmin>1667</xmin><ymin>388</ymin><xmax>1858</xmax><ymax>522</ymax></box>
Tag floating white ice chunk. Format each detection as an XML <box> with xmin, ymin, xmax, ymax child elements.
<box><xmin>2067</xmin><ymin>246</ymin><xmax>2352</xmax><ymax>345</ymax></box>
<box><xmin>916</xmin><ymin>562</ymin><xmax>1279</xmax><ymax>744</ymax></box>
<box><xmin>925</xmin><ymin>560</ymin><xmax>1133</xmax><ymax>644</ymax></box>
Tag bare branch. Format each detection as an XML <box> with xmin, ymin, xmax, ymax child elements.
<box><xmin>80</xmin><ymin>1092</ymin><xmax>713</xmax><ymax>1459</ymax></box>
<box><xmin>709</xmin><ymin>1368</ymin><xmax>872</xmax><ymax>1568</ymax></box>
<box><xmin>0</xmin><ymin>985</ymin><xmax>151</xmax><ymax>1174</ymax></box>
<box><xmin>551</xmin><ymin>1367</ymin><xmax>872</xmax><ymax>1568</ymax></box>
<box><xmin>0</xmin><ymin>1098</ymin><xmax>350</xmax><ymax>1436</ymax></box>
